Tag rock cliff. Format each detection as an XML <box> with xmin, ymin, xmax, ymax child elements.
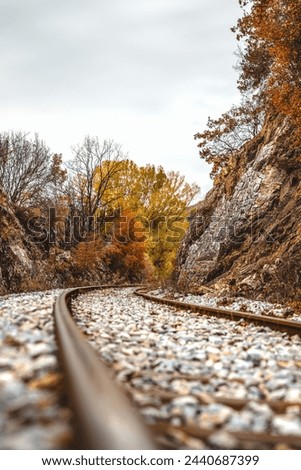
<box><xmin>176</xmin><ymin>116</ymin><xmax>301</xmax><ymax>303</ymax></box>
<box><xmin>0</xmin><ymin>187</ymin><xmax>39</xmax><ymax>293</ymax></box>
<box><xmin>0</xmin><ymin>187</ymin><xmax>113</xmax><ymax>293</ymax></box>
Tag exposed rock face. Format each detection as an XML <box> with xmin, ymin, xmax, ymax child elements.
<box><xmin>0</xmin><ymin>187</ymin><xmax>38</xmax><ymax>293</ymax></box>
<box><xmin>176</xmin><ymin>116</ymin><xmax>301</xmax><ymax>302</ymax></box>
<box><xmin>0</xmin><ymin>187</ymin><xmax>111</xmax><ymax>293</ymax></box>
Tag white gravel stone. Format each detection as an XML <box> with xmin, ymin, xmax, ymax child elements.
<box><xmin>171</xmin><ymin>396</ymin><xmax>199</xmax><ymax>407</ymax></box>
<box><xmin>272</xmin><ymin>416</ymin><xmax>301</xmax><ymax>435</ymax></box>
<box><xmin>208</xmin><ymin>431</ymin><xmax>239</xmax><ymax>449</ymax></box>
<box><xmin>0</xmin><ymin>289</ymin><xmax>73</xmax><ymax>449</ymax></box>
<box><xmin>149</xmin><ymin>289</ymin><xmax>299</xmax><ymax>321</ymax></box>
<box><xmin>71</xmin><ymin>287</ymin><xmax>301</xmax><ymax>448</ymax></box>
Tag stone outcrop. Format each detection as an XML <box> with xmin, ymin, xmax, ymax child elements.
<box><xmin>0</xmin><ymin>187</ymin><xmax>110</xmax><ymax>294</ymax></box>
<box><xmin>176</xmin><ymin>116</ymin><xmax>301</xmax><ymax>302</ymax></box>
<box><xmin>0</xmin><ymin>187</ymin><xmax>38</xmax><ymax>293</ymax></box>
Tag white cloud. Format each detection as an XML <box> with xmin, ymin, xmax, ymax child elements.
<box><xmin>0</xmin><ymin>0</ymin><xmax>242</xmax><ymax>196</ymax></box>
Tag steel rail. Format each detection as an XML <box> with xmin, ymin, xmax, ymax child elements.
<box><xmin>54</xmin><ymin>285</ymin><xmax>156</xmax><ymax>450</ymax></box>
<box><xmin>135</xmin><ymin>288</ymin><xmax>301</xmax><ymax>336</ymax></box>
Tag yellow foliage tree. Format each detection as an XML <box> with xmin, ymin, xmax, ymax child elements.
<box><xmin>97</xmin><ymin>160</ymin><xmax>200</xmax><ymax>279</ymax></box>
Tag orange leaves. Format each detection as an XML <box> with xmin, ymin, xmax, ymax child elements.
<box><xmin>101</xmin><ymin>209</ymin><xmax>151</xmax><ymax>282</ymax></box>
<box><xmin>235</xmin><ymin>0</ymin><xmax>301</xmax><ymax>129</ymax></box>
<box><xmin>98</xmin><ymin>161</ymin><xmax>199</xmax><ymax>279</ymax></box>
<box><xmin>72</xmin><ymin>212</ymin><xmax>151</xmax><ymax>282</ymax></box>
<box><xmin>197</xmin><ymin>0</ymin><xmax>301</xmax><ymax>181</ymax></box>
<box><xmin>73</xmin><ymin>240</ymin><xmax>102</xmax><ymax>269</ymax></box>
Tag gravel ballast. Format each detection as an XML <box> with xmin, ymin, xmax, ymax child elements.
<box><xmin>71</xmin><ymin>288</ymin><xmax>301</xmax><ymax>450</ymax></box>
<box><xmin>1</xmin><ymin>286</ymin><xmax>301</xmax><ymax>450</ymax></box>
<box><xmin>148</xmin><ymin>289</ymin><xmax>299</xmax><ymax>320</ymax></box>
<box><xmin>0</xmin><ymin>290</ymin><xmax>74</xmax><ymax>450</ymax></box>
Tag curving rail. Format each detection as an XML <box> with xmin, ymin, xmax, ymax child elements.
<box><xmin>135</xmin><ymin>288</ymin><xmax>301</xmax><ymax>336</ymax></box>
<box><xmin>54</xmin><ymin>285</ymin><xmax>156</xmax><ymax>450</ymax></box>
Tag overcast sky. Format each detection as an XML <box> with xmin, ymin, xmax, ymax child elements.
<box><xmin>0</xmin><ymin>0</ymin><xmax>241</xmax><ymax>197</ymax></box>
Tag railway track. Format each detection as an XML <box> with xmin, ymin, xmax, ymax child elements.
<box><xmin>54</xmin><ymin>285</ymin><xmax>155</xmax><ymax>450</ymax></box>
<box><xmin>54</xmin><ymin>285</ymin><xmax>301</xmax><ymax>450</ymax></box>
<box><xmin>135</xmin><ymin>288</ymin><xmax>301</xmax><ymax>337</ymax></box>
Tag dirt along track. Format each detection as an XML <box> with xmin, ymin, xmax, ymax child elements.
<box><xmin>54</xmin><ymin>285</ymin><xmax>301</xmax><ymax>450</ymax></box>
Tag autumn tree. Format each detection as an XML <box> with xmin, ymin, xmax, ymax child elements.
<box><xmin>195</xmin><ymin>0</ymin><xmax>301</xmax><ymax>180</ymax></box>
<box><xmin>234</xmin><ymin>0</ymin><xmax>301</xmax><ymax>129</ymax></box>
<box><xmin>49</xmin><ymin>153</ymin><xmax>68</xmax><ymax>202</ymax></box>
<box><xmin>100</xmin><ymin>160</ymin><xmax>200</xmax><ymax>278</ymax></box>
<box><xmin>67</xmin><ymin>136</ymin><xmax>126</xmax><ymax>236</ymax></box>
<box><xmin>101</xmin><ymin>160</ymin><xmax>199</xmax><ymax>220</ymax></box>
<box><xmin>101</xmin><ymin>209</ymin><xmax>152</xmax><ymax>282</ymax></box>
<box><xmin>73</xmin><ymin>238</ymin><xmax>103</xmax><ymax>270</ymax></box>
<box><xmin>0</xmin><ymin>131</ymin><xmax>66</xmax><ymax>206</ymax></box>
<box><xmin>194</xmin><ymin>97</ymin><xmax>264</xmax><ymax>179</ymax></box>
